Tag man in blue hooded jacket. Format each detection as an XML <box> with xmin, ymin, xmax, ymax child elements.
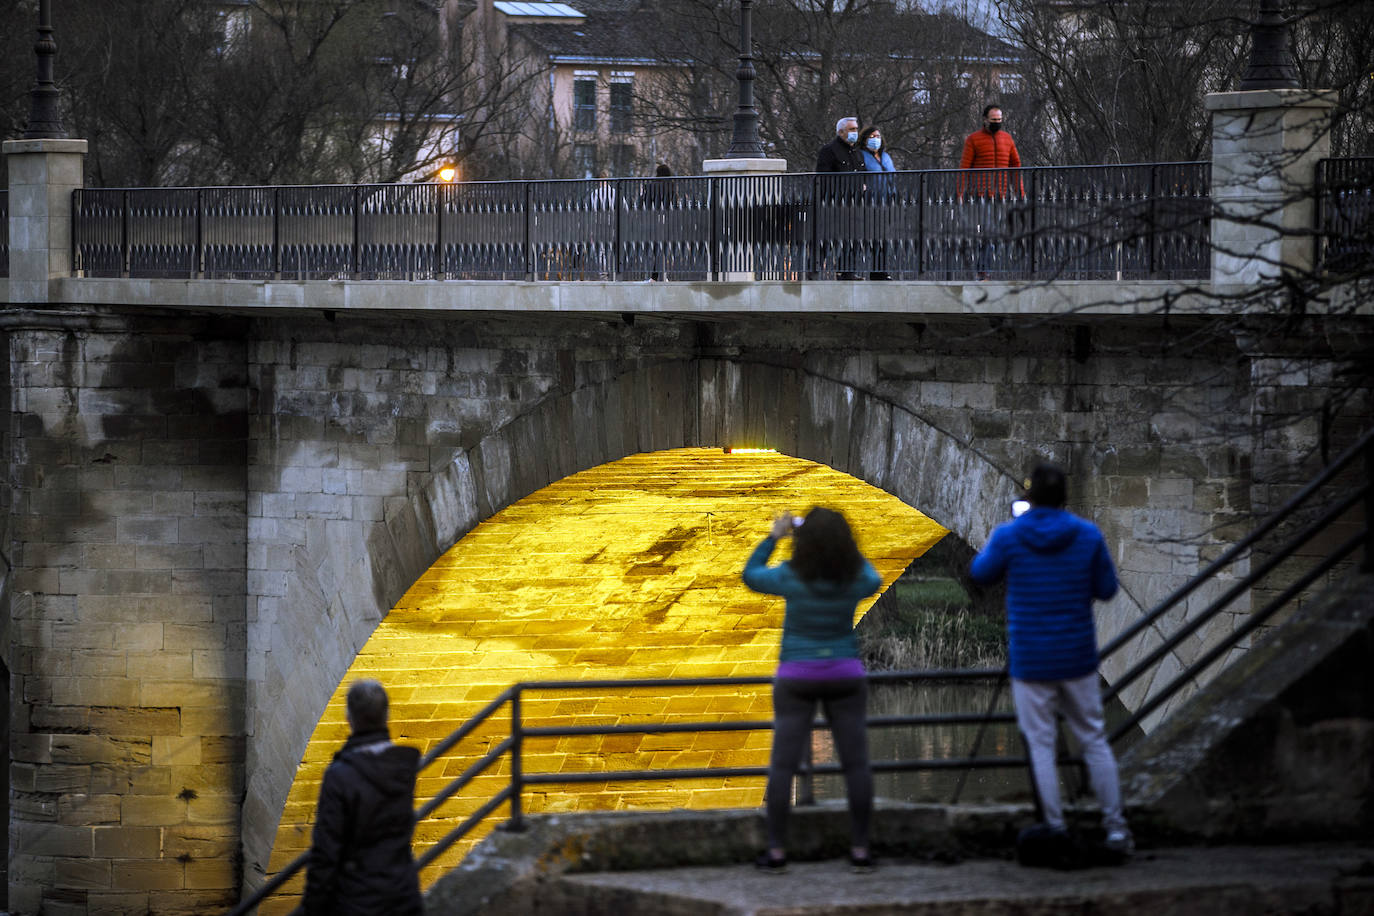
<box><xmin>970</xmin><ymin>463</ymin><xmax>1132</xmax><ymax>855</ymax></box>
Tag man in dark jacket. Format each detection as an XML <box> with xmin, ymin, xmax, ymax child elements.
<box><xmin>969</xmin><ymin>464</ymin><xmax>1133</xmax><ymax>857</ymax></box>
<box><xmin>815</xmin><ymin>116</ymin><xmax>865</xmax><ymax>279</ymax></box>
<box><xmin>816</xmin><ymin>116</ymin><xmax>864</xmax><ymax>173</ymax></box>
<box><xmin>304</xmin><ymin>679</ymin><xmax>424</xmax><ymax>915</ymax></box>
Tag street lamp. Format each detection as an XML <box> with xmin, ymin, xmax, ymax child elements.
<box><xmin>23</xmin><ymin>0</ymin><xmax>68</xmax><ymax>139</ymax></box>
<box><xmin>1237</xmin><ymin>0</ymin><xmax>1300</xmax><ymax>90</ymax></box>
<box><xmin>724</xmin><ymin>0</ymin><xmax>765</xmax><ymax>159</ymax></box>
<box><xmin>439</xmin><ymin>165</ymin><xmax>457</xmax><ymax>182</ymax></box>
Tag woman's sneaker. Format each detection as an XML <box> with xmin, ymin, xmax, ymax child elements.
<box><xmin>754</xmin><ymin>851</ymin><xmax>788</xmax><ymax>873</ymax></box>
<box><xmin>848</xmin><ymin>852</ymin><xmax>876</xmax><ymax>873</ymax></box>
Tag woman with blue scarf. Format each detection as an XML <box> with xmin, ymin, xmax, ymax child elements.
<box><xmin>858</xmin><ymin>126</ymin><xmax>895</xmax><ymax>279</ymax></box>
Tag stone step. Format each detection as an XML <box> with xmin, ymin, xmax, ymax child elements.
<box><xmin>530</xmin><ymin>845</ymin><xmax>1374</xmax><ymax>916</ymax></box>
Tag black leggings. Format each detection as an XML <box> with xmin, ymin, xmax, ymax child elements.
<box><xmin>765</xmin><ymin>676</ymin><xmax>872</xmax><ymax>850</ymax></box>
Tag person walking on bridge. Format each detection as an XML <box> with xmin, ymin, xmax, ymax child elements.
<box><xmin>816</xmin><ymin>116</ymin><xmax>866</xmax><ymax>279</ymax></box>
<box><xmin>744</xmin><ymin>506</ymin><xmax>882</xmax><ymax>873</ymax></box>
<box><xmin>958</xmin><ymin>104</ymin><xmax>1024</xmax><ymax>279</ymax></box>
<box><xmin>304</xmin><ymin>679</ymin><xmax>424</xmax><ymax>915</ymax></box>
<box><xmin>969</xmin><ymin>464</ymin><xmax>1133</xmax><ymax>858</ymax></box>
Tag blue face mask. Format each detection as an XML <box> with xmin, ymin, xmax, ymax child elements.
<box><xmin>845</xmin><ymin>131</ymin><xmax>858</xmax><ymax>145</ymax></box>
<box><xmin>866</xmin><ymin>137</ymin><xmax>881</xmax><ymax>152</ymax></box>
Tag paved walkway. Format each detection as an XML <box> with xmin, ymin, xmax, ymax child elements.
<box><xmin>544</xmin><ymin>844</ymin><xmax>1374</xmax><ymax>915</ymax></box>
<box><xmin>263</xmin><ymin>448</ymin><xmax>947</xmax><ymax>910</ymax></box>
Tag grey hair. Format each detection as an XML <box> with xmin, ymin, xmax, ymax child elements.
<box><xmin>836</xmin><ymin>116</ymin><xmax>857</xmax><ymax>133</ymax></box>
<box><xmin>346</xmin><ymin>679</ymin><xmax>390</xmax><ymax>732</ymax></box>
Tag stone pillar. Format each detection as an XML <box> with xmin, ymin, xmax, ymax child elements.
<box><xmin>701</xmin><ymin>156</ymin><xmax>788</xmax><ymax>281</ymax></box>
<box><xmin>1206</xmin><ymin>88</ymin><xmax>1337</xmax><ymax>288</ymax></box>
<box><xmin>1</xmin><ymin>312</ymin><xmax>248</xmax><ymax>915</ymax></box>
<box><xmin>3</xmin><ymin>137</ymin><xmax>87</xmax><ymax>302</ymax></box>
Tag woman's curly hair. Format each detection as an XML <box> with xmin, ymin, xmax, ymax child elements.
<box><xmin>789</xmin><ymin>506</ymin><xmax>864</xmax><ymax>584</ymax></box>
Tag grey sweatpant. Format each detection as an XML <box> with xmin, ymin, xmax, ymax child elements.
<box><xmin>1012</xmin><ymin>673</ymin><xmax>1127</xmax><ymax>832</ymax></box>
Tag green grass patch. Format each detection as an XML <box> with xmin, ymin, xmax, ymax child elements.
<box><xmin>859</xmin><ymin>577</ymin><xmax>1007</xmax><ymax>671</ymax></box>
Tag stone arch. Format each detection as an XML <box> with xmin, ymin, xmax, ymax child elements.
<box><xmin>241</xmin><ymin>356</ymin><xmax>1011</xmax><ymax>888</ymax></box>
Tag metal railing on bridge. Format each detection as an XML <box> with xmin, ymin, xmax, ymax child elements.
<box><xmin>74</xmin><ymin>163</ymin><xmax>1211</xmax><ymax>284</ymax></box>
<box><xmin>228</xmin><ymin>426</ymin><xmax>1373</xmax><ymax>915</ymax></box>
<box><xmin>1316</xmin><ymin>157</ymin><xmax>1374</xmax><ymax>276</ymax></box>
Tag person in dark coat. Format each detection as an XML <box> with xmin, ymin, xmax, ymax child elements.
<box><xmin>815</xmin><ymin>116</ymin><xmax>864</xmax><ymax>173</ymax></box>
<box><xmin>814</xmin><ymin>117</ymin><xmax>865</xmax><ymax>279</ymax></box>
<box><xmin>304</xmin><ymin>679</ymin><xmax>424</xmax><ymax>916</ymax></box>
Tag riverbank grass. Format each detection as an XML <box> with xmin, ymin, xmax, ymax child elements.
<box><xmin>859</xmin><ymin>577</ymin><xmax>1007</xmax><ymax>670</ymax></box>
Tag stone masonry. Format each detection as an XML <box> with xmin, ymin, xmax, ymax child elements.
<box><xmin>1</xmin><ymin>302</ymin><xmax>1369</xmax><ymax>913</ymax></box>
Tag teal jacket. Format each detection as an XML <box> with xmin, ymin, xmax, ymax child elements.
<box><xmin>742</xmin><ymin>536</ymin><xmax>883</xmax><ymax>662</ymax></box>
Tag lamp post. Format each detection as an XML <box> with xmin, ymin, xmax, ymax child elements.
<box><xmin>22</xmin><ymin>0</ymin><xmax>68</xmax><ymax>139</ymax></box>
<box><xmin>724</xmin><ymin>0</ymin><xmax>765</xmax><ymax>159</ymax></box>
<box><xmin>1237</xmin><ymin>0</ymin><xmax>1300</xmax><ymax>91</ymax></box>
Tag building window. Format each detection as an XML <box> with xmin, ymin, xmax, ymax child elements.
<box><xmin>911</xmin><ymin>75</ymin><xmax>930</xmax><ymax>106</ymax></box>
<box><xmin>998</xmin><ymin>72</ymin><xmax>1024</xmax><ymax>97</ymax></box>
<box><xmin>610</xmin><ymin>73</ymin><xmax>633</xmax><ymax>133</ymax></box>
<box><xmin>574</xmin><ymin>77</ymin><xmax>597</xmax><ymax>132</ymax></box>
<box><xmin>574</xmin><ymin>143</ymin><xmax>597</xmax><ymax>179</ymax></box>
<box><xmin>611</xmin><ymin>143</ymin><xmax>635</xmax><ymax>176</ymax></box>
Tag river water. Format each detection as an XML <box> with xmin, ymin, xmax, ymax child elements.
<box><xmin>805</xmin><ymin>681</ymin><xmax>1032</xmax><ymax>806</ymax></box>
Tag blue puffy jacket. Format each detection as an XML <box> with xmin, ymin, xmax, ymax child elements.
<box><xmin>969</xmin><ymin>507</ymin><xmax>1118</xmax><ymax>681</ymax></box>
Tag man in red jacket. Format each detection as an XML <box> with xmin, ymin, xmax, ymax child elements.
<box><xmin>958</xmin><ymin>105</ymin><xmax>1024</xmax><ymax>279</ymax></box>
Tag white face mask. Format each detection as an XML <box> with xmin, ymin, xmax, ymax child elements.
<box><xmin>866</xmin><ymin>137</ymin><xmax>881</xmax><ymax>151</ymax></box>
<box><xmin>845</xmin><ymin>131</ymin><xmax>858</xmax><ymax>145</ymax></box>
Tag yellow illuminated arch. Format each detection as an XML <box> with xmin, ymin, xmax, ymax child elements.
<box><xmin>268</xmin><ymin>448</ymin><xmax>946</xmax><ymax>897</ymax></box>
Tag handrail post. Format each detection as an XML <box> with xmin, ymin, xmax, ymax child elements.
<box><xmin>351</xmin><ymin>186</ymin><xmax>360</xmax><ymax>278</ymax></box>
<box><xmin>709</xmin><ymin>177</ymin><xmax>718</xmax><ymax>281</ymax></box>
<box><xmin>195</xmin><ymin>188</ymin><xmax>203</xmax><ymax>280</ymax></box>
<box><xmin>612</xmin><ymin>178</ymin><xmax>621</xmax><ymax>281</ymax></box>
<box><xmin>796</xmin><ymin>729</ymin><xmax>815</xmax><ymax>806</ymax></box>
<box><xmin>506</xmin><ymin>685</ymin><xmax>526</xmax><ymax>832</ymax></box>
<box><xmin>810</xmin><ymin>173</ymin><xmax>818</xmax><ymax>279</ymax></box>
<box><xmin>524</xmin><ymin>181</ymin><xmax>533</xmax><ymax>281</ymax></box>
<box><xmin>916</xmin><ymin>170</ymin><xmax>924</xmax><ymax>278</ymax></box>
<box><xmin>1148</xmin><ymin>163</ymin><xmax>1157</xmax><ymax>278</ymax></box>
<box><xmin>434</xmin><ymin>181</ymin><xmax>444</xmax><ymax>280</ymax></box>
<box><xmin>272</xmin><ymin>187</ymin><xmax>280</xmax><ymax>280</ymax></box>
<box><xmin>121</xmin><ymin>189</ymin><xmax>129</xmax><ymax>278</ymax></box>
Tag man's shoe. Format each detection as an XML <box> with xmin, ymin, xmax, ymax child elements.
<box><xmin>754</xmin><ymin>851</ymin><xmax>788</xmax><ymax>873</ymax></box>
<box><xmin>1103</xmin><ymin>828</ymin><xmax>1134</xmax><ymax>858</ymax></box>
<box><xmin>837</xmin><ymin>271</ymin><xmax>861</xmax><ymax>280</ymax></box>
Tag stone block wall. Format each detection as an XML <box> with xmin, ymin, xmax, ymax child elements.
<box><xmin>3</xmin><ymin>314</ymin><xmax>247</xmax><ymax>915</ymax></box>
<box><xmin>3</xmin><ymin>305</ymin><xmax>1367</xmax><ymax>913</ymax></box>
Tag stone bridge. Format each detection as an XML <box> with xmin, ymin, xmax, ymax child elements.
<box><xmin>1</xmin><ymin>88</ymin><xmax>1371</xmax><ymax>914</ymax></box>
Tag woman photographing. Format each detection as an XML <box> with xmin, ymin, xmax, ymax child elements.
<box><xmin>742</xmin><ymin>506</ymin><xmax>882</xmax><ymax>873</ymax></box>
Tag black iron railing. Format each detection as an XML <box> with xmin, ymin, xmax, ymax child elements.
<box><xmin>77</xmin><ymin>163</ymin><xmax>1211</xmax><ymax>284</ymax></box>
<box><xmin>1</xmin><ymin>189</ymin><xmax>9</xmax><ymax>278</ymax></box>
<box><xmin>228</xmin><ymin>426</ymin><xmax>1372</xmax><ymax>916</ymax></box>
<box><xmin>1315</xmin><ymin>157</ymin><xmax>1374</xmax><ymax>275</ymax></box>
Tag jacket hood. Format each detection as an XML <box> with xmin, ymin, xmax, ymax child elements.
<box><xmin>336</xmin><ymin>730</ymin><xmax>420</xmax><ymax>797</ymax></box>
<box><xmin>1012</xmin><ymin>507</ymin><xmax>1080</xmax><ymax>554</ymax></box>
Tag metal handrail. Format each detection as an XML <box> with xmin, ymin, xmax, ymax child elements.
<box><xmin>77</xmin><ymin>161</ymin><xmax>1213</xmax><ymax>283</ymax></box>
<box><xmin>229</xmin><ymin>428</ymin><xmax>1371</xmax><ymax>914</ymax></box>
<box><xmin>1314</xmin><ymin>156</ymin><xmax>1374</xmax><ymax>274</ymax></box>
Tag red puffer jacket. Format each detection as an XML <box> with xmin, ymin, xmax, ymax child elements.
<box><xmin>958</xmin><ymin>129</ymin><xmax>1024</xmax><ymax>198</ymax></box>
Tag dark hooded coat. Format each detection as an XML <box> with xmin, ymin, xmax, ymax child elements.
<box><xmin>303</xmin><ymin>729</ymin><xmax>424</xmax><ymax>916</ymax></box>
